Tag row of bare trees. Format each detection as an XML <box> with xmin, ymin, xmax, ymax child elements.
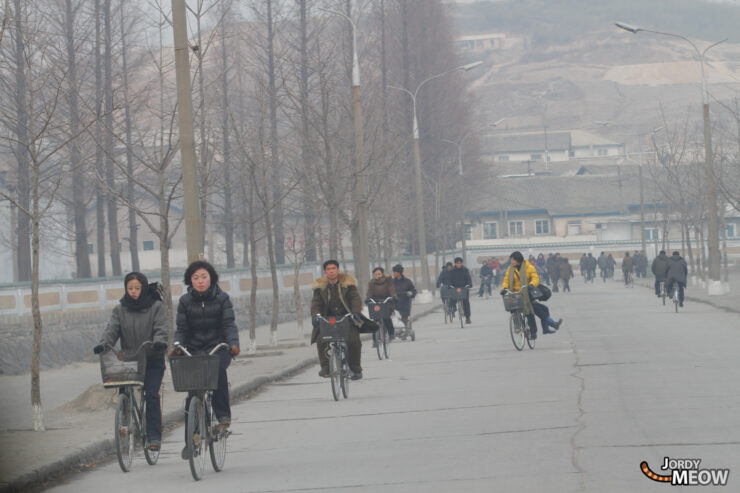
<box><xmin>0</xmin><ymin>0</ymin><xmax>488</xmax><ymax>430</ymax></box>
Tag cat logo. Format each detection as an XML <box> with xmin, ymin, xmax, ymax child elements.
<box><xmin>641</xmin><ymin>457</ymin><xmax>730</xmax><ymax>486</ymax></box>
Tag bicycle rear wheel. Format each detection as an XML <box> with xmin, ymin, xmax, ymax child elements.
<box><xmin>187</xmin><ymin>396</ymin><xmax>206</xmax><ymax>480</ymax></box>
<box><xmin>510</xmin><ymin>313</ymin><xmax>525</xmax><ymax>351</ymax></box>
<box><xmin>208</xmin><ymin>398</ymin><xmax>227</xmax><ymax>472</ymax></box>
<box><xmin>458</xmin><ymin>301</ymin><xmax>464</xmax><ymax>328</ymax></box>
<box><xmin>340</xmin><ymin>347</ymin><xmax>349</xmax><ymax>399</ymax></box>
<box><xmin>329</xmin><ymin>346</ymin><xmax>341</xmax><ymax>401</ymax></box>
<box><xmin>141</xmin><ymin>399</ymin><xmax>159</xmax><ymax>465</ymax></box>
<box><xmin>114</xmin><ymin>393</ymin><xmax>135</xmax><ymax>472</ymax></box>
<box><xmin>383</xmin><ymin>331</ymin><xmax>390</xmax><ymax>359</ymax></box>
<box><xmin>526</xmin><ymin>325</ymin><xmax>536</xmax><ymax>350</ymax></box>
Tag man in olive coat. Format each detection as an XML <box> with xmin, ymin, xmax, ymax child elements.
<box><xmin>311</xmin><ymin>260</ymin><xmax>364</xmax><ymax>380</ymax></box>
<box><xmin>651</xmin><ymin>250</ymin><xmax>670</xmax><ymax>296</ymax></box>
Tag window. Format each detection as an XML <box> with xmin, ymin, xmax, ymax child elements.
<box><xmin>597</xmin><ymin>148</ymin><xmax>609</xmax><ymax>156</ymax></box>
<box><xmin>535</xmin><ymin>220</ymin><xmax>550</xmax><ymax>235</ymax></box>
<box><xmin>143</xmin><ymin>240</ymin><xmax>154</xmax><ymax>251</ymax></box>
<box><xmin>531</xmin><ymin>153</ymin><xmax>542</xmax><ymax>160</ymax></box>
<box><xmin>483</xmin><ymin>222</ymin><xmax>497</xmax><ymax>240</ymax></box>
<box><xmin>644</xmin><ymin>228</ymin><xmax>659</xmax><ymax>241</ymax></box>
<box><xmin>497</xmin><ymin>155</ymin><xmax>509</xmax><ymax>162</ymax></box>
<box><xmin>727</xmin><ymin>224</ymin><xmax>736</xmax><ymax>238</ymax></box>
<box><xmin>568</xmin><ymin>150</ymin><xmax>575</xmax><ymax>157</ymax></box>
<box><xmin>464</xmin><ymin>224</ymin><xmax>472</xmax><ymax>241</ymax></box>
<box><xmin>509</xmin><ymin>221</ymin><xmax>523</xmax><ymax>237</ymax></box>
<box><xmin>567</xmin><ymin>220</ymin><xmax>582</xmax><ymax>235</ymax></box>
<box><xmin>87</xmin><ymin>243</ymin><xmax>94</xmax><ymax>254</ymax></box>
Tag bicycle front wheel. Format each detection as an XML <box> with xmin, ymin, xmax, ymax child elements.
<box><xmin>510</xmin><ymin>313</ymin><xmax>525</xmax><ymax>351</ymax></box>
<box><xmin>340</xmin><ymin>348</ymin><xmax>349</xmax><ymax>399</ymax></box>
<box><xmin>209</xmin><ymin>399</ymin><xmax>227</xmax><ymax>472</ymax></box>
<box><xmin>374</xmin><ymin>330</ymin><xmax>383</xmax><ymax>360</ymax></box>
<box><xmin>329</xmin><ymin>346</ymin><xmax>341</xmax><ymax>401</ymax></box>
<box><xmin>141</xmin><ymin>399</ymin><xmax>159</xmax><ymax>465</ymax></box>
<box><xmin>383</xmin><ymin>331</ymin><xmax>390</xmax><ymax>359</ymax></box>
<box><xmin>458</xmin><ymin>302</ymin><xmax>464</xmax><ymax>328</ymax></box>
<box><xmin>115</xmin><ymin>393</ymin><xmax>135</xmax><ymax>472</ymax></box>
<box><xmin>187</xmin><ymin>396</ymin><xmax>206</xmax><ymax>480</ymax></box>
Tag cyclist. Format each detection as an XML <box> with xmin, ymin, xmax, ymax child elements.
<box><xmin>94</xmin><ymin>272</ymin><xmax>168</xmax><ymax>452</ymax></box>
<box><xmin>622</xmin><ymin>252</ymin><xmax>634</xmax><ymax>286</ymax></box>
<box><xmin>173</xmin><ymin>260</ymin><xmax>240</xmax><ymax>460</ymax></box>
<box><xmin>311</xmin><ymin>260</ymin><xmax>364</xmax><ymax>380</ymax></box>
<box><xmin>366</xmin><ymin>266</ymin><xmax>397</xmax><ymax>341</ymax></box>
<box><xmin>500</xmin><ymin>251</ymin><xmax>541</xmax><ymax>339</ymax></box>
<box><xmin>437</xmin><ymin>261</ymin><xmax>453</xmax><ymax>309</ymax></box>
<box><xmin>665</xmin><ymin>251</ymin><xmax>688</xmax><ymax>307</ymax></box>
<box><xmin>392</xmin><ymin>264</ymin><xmax>416</xmax><ymax>330</ymax></box>
<box><xmin>449</xmin><ymin>257</ymin><xmax>473</xmax><ymax>324</ymax></box>
<box><xmin>651</xmin><ymin>250</ymin><xmax>669</xmax><ymax>297</ymax></box>
<box><xmin>478</xmin><ymin>260</ymin><xmax>493</xmax><ymax>297</ymax></box>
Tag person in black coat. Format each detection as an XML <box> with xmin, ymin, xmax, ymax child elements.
<box><xmin>392</xmin><ymin>264</ymin><xmax>416</xmax><ymax>328</ymax></box>
<box><xmin>173</xmin><ymin>260</ymin><xmax>240</xmax><ymax>460</ymax></box>
<box><xmin>478</xmin><ymin>260</ymin><xmax>493</xmax><ymax>297</ymax></box>
<box><xmin>665</xmin><ymin>251</ymin><xmax>689</xmax><ymax>306</ymax></box>
<box><xmin>449</xmin><ymin>257</ymin><xmax>473</xmax><ymax>324</ymax></box>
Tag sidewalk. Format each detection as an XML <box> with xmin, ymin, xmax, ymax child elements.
<box><xmin>0</xmin><ymin>305</ymin><xmax>438</xmax><ymax>493</ymax></box>
<box><xmin>634</xmin><ymin>266</ymin><xmax>740</xmax><ymax>314</ymax></box>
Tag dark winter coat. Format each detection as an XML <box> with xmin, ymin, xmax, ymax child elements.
<box><xmin>174</xmin><ymin>284</ymin><xmax>240</xmax><ymax>353</ymax></box>
<box><xmin>651</xmin><ymin>253</ymin><xmax>670</xmax><ymax>280</ymax></box>
<box><xmin>393</xmin><ymin>275</ymin><xmax>416</xmax><ymax>317</ymax></box>
<box><xmin>559</xmin><ymin>261</ymin><xmax>574</xmax><ymax>279</ymax></box>
<box><xmin>622</xmin><ymin>255</ymin><xmax>634</xmax><ymax>272</ymax></box>
<box><xmin>436</xmin><ymin>268</ymin><xmax>452</xmax><ymax>288</ymax></box>
<box><xmin>548</xmin><ymin>257</ymin><xmax>560</xmax><ymax>280</ymax></box>
<box><xmin>448</xmin><ymin>266</ymin><xmax>473</xmax><ymax>288</ymax></box>
<box><xmin>100</xmin><ymin>299</ymin><xmax>168</xmax><ymax>359</ymax></box>
<box><xmin>665</xmin><ymin>255</ymin><xmax>688</xmax><ymax>284</ymax></box>
<box><xmin>479</xmin><ymin>264</ymin><xmax>493</xmax><ymax>278</ymax></box>
<box><xmin>597</xmin><ymin>254</ymin><xmax>608</xmax><ymax>269</ymax></box>
<box><xmin>310</xmin><ymin>273</ymin><xmax>363</xmax><ymax>344</ymax></box>
<box><xmin>366</xmin><ymin>275</ymin><xmax>396</xmax><ymax>303</ymax></box>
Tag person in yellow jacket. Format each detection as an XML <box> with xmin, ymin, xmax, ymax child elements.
<box><xmin>500</xmin><ymin>251</ymin><xmax>562</xmax><ymax>338</ymax></box>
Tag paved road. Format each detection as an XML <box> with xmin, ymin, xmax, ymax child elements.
<box><xmin>44</xmin><ymin>280</ymin><xmax>740</xmax><ymax>492</ymax></box>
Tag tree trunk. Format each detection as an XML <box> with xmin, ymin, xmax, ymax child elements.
<box><xmin>65</xmin><ymin>0</ymin><xmax>91</xmax><ymax>279</ymax></box>
<box><xmin>94</xmin><ymin>0</ymin><xmax>105</xmax><ymax>277</ymax></box>
<box><xmin>221</xmin><ymin>17</ymin><xmax>234</xmax><ymax>268</ymax></box>
<box><xmin>248</xmin><ymin>174</ymin><xmax>258</xmax><ymax>354</ymax></box>
<box><xmin>263</xmin><ymin>184</ymin><xmax>280</xmax><ymax>347</ymax></box>
<box><xmin>159</xmin><ymin>168</ymin><xmax>174</xmax><ymax>339</ymax></box>
<box><xmin>196</xmin><ymin>11</ymin><xmax>209</xmax><ymax>254</ymax></box>
<box><xmin>299</xmin><ymin>0</ymin><xmax>316</xmax><ymax>262</ymax></box>
<box><xmin>104</xmin><ymin>0</ymin><xmax>121</xmax><ymax>275</ymax></box>
<box><xmin>120</xmin><ymin>2</ymin><xmax>139</xmax><ymax>272</ymax></box>
<box><xmin>266</xmin><ymin>0</ymin><xmax>284</xmax><ymax>265</ymax></box>
<box><xmin>31</xmin><ymin>152</ymin><xmax>44</xmax><ymax>431</ymax></box>
<box><xmin>12</xmin><ymin>0</ymin><xmax>30</xmax><ymax>282</ymax></box>
<box><xmin>294</xmin><ymin>262</ymin><xmax>304</xmax><ymax>342</ymax></box>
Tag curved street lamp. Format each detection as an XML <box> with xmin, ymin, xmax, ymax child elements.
<box><xmin>389</xmin><ymin>61</ymin><xmax>483</xmax><ymax>291</ymax></box>
<box><xmin>616</xmin><ymin>22</ymin><xmax>726</xmax><ymax>292</ymax></box>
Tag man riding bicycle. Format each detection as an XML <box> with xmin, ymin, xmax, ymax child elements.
<box><xmin>665</xmin><ymin>251</ymin><xmax>688</xmax><ymax>307</ymax></box>
<box><xmin>478</xmin><ymin>260</ymin><xmax>493</xmax><ymax>297</ymax></box>
<box><xmin>448</xmin><ymin>257</ymin><xmax>473</xmax><ymax>324</ymax></box>
<box><xmin>392</xmin><ymin>264</ymin><xmax>416</xmax><ymax>330</ymax></box>
<box><xmin>651</xmin><ymin>250</ymin><xmax>669</xmax><ymax>297</ymax></box>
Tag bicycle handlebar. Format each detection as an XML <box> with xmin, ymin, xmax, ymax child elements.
<box><xmin>173</xmin><ymin>341</ymin><xmax>230</xmax><ymax>357</ymax></box>
<box><xmin>366</xmin><ymin>297</ymin><xmax>394</xmax><ymax>304</ymax></box>
<box><xmin>315</xmin><ymin>314</ymin><xmax>352</xmax><ymax>324</ymax></box>
<box><xmin>102</xmin><ymin>340</ymin><xmax>153</xmax><ymax>359</ymax></box>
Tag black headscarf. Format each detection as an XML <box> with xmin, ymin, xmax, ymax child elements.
<box><xmin>120</xmin><ymin>272</ymin><xmax>160</xmax><ymax>311</ymax></box>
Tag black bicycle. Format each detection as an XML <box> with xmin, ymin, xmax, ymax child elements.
<box><xmin>99</xmin><ymin>341</ymin><xmax>160</xmax><ymax>472</ymax></box>
<box><xmin>502</xmin><ymin>289</ymin><xmax>535</xmax><ymax>351</ymax></box>
<box><xmin>367</xmin><ymin>297</ymin><xmax>393</xmax><ymax>360</ymax></box>
<box><xmin>170</xmin><ymin>342</ymin><xmax>231</xmax><ymax>481</ymax></box>
<box><xmin>316</xmin><ymin>314</ymin><xmax>352</xmax><ymax>401</ymax></box>
<box><xmin>445</xmin><ymin>285</ymin><xmax>470</xmax><ymax>328</ymax></box>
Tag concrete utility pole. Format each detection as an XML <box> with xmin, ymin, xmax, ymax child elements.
<box><xmin>172</xmin><ymin>0</ymin><xmax>203</xmax><ymax>264</ymax></box>
<box><xmin>616</xmin><ymin>22</ymin><xmax>725</xmax><ymax>294</ymax></box>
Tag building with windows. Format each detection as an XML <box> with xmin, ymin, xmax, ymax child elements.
<box><xmin>485</xmin><ymin>130</ymin><xmax>626</xmax><ymax>164</ymax></box>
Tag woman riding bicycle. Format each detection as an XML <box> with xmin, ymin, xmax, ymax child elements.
<box><xmin>94</xmin><ymin>272</ymin><xmax>168</xmax><ymax>452</ymax></box>
<box><xmin>172</xmin><ymin>260</ymin><xmax>240</xmax><ymax>460</ymax></box>
<box><xmin>366</xmin><ymin>267</ymin><xmax>397</xmax><ymax>341</ymax></box>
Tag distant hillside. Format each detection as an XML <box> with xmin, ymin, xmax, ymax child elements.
<box><xmin>452</xmin><ymin>0</ymin><xmax>740</xmax><ymax>45</ymax></box>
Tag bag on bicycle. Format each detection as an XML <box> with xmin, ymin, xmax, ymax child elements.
<box><xmin>527</xmin><ymin>283</ymin><xmax>552</xmax><ymax>302</ymax></box>
<box><xmin>353</xmin><ymin>312</ymin><xmax>380</xmax><ymax>334</ymax></box>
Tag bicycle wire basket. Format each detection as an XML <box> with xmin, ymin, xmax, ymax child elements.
<box><xmin>448</xmin><ymin>286</ymin><xmax>469</xmax><ymax>301</ymax></box>
<box><xmin>319</xmin><ymin>318</ymin><xmax>351</xmax><ymax>343</ymax></box>
<box><xmin>100</xmin><ymin>350</ymin><xmax>146</xmax><ymax>388</ymax></box>
<box><xmin>502</xmin><ymin>291</ymin><xmax>524</xmax><ymax>312</ymax></box>
<box><xmin>367</xmin><ymin>301</ymin><xmax>392</xmax><ymax>321</ymax></box>
<box><xmin>169</xmin><ymin>354</ymin><xmax>220</xmax><ymax>392</ymax></box>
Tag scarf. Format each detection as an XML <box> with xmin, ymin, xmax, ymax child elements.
<box><xmin>508</xmin><ymin>262</ymin><xmax>534</xmax><ymax>315</ymax></box>
<box><xmin>120</xmin><ymin>272</ymin><xmax>161</xmax><ymax>311</ymax></box>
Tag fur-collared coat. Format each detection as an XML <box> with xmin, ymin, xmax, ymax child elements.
<box><xmin>310</xmin><ymin>273</ymin><xmax>363</xmax><ymax>343</ymax></box>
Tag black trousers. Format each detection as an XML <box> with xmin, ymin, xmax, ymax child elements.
<box><xmin>448</xmin><ymin>298</ymin><xmax>471</xmax><ymax>318</ymax></box>
<box><xmin>143</xmin><ymin>357</ymin><xmax>165</xmax><ymax>442</ymax></box>
<box><xmin>666</xmin><ymin>279</ymin><xmax>686</xmax><ymax>303</ymax></box>
<box><xmin>654</xmin><ymin>278</ymin><xmax>666</xmax><ymax>296</ymax></box>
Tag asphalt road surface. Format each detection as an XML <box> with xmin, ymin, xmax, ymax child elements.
<box><xmin>45</xmin><ymin>280</ymin><xmax>740</xmax><ymax>492</ymax></box>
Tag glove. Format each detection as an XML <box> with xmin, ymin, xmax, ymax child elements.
<box><xmin>391</xmin><ymin>296</ymin><xmax>398</xmax><ymax>302</ymax></box>
<box><xmin>364</xmin><ymin>298</ymin><xmax>371</xmax><ymax>304</ymax></box>
<box><xmin>500</xmin><ymin>289</ymin><xmax>506</xmax><ymax>296</ymax></box>
<box><xmin>311</xmin><ymin>315</ymin><xmax>320</xmax><ymax>328</ymax></box>
<box><xmin>93</xmin><ymin>344</ymin><xmax>105</xmax><ymax>355</ymax></box>
<box><xmin>230</xmin><ymin>345</ymin><xmax>240</xmax><ymax>356</ymax></box>
<box><xmin>152</xmin><ymin>341</ymin><xmax>167</xmax><ymax>353</ymax></box>
<box><xmin>406</xmin><ymin>291</ymin><xmax>414</xmax><ymax>297</ymax></box>
<box><xmin>351</xmin><ymin>313</ymin><xmax>363</xmax><ymax>323</ymax></box>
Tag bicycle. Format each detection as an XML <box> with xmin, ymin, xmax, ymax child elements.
<box><xmin>445</xmin><ymin>285</ymin><xmax>470</xmax><ymax>328</ymax></box>
<box><xmin>502</xmin><ymin>289</ymin><xmax>535</xmax><ymax>351</ymax></box>
<box><xmin>659</xmin><ymin>281</ymin><xmax>666</xmax><ymax>305</ymax></box>
<box><xmin>624</xmin><ymin>270</ymin><xmax>634</xmax><ymax>288</ymax></box>
<box><xmin>479</xmin><ymin>275</ymin><xmax>493</xmax><ymax>299</ymax></box>
<box><xmin>440</xmin><ymin>286</ymin><xmax>452</xmax><ymax>324</ymax></box>
<box><xmin>666</xmin><ymin>281</ymin><xmax>681</xmax><ymax>313</ymax></box>
<box><xmin>316</xmin><ymin>314</ymin><xmax>352</xmax><ymax>401</ymax></box>
<box><xmin>98</xmin><ymin>341</ymin><xmax>160</xmax><ymax>472</ymax></box>
<box><xmin>170</xmin><ymin>342</ymin><xmax>231</xmax><ymax>481</ymax></box>
<box><xmin>367</xmin><ymin>297</ymin><xmax>393</xmax><ymax>360</ymax></box>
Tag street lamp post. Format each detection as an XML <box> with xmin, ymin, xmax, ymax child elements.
<box><xmin>616</xmin><ymin>21</ymin><xmax>726</xmax><ymax>294</ymax></box>
<box><xmin>389</xmin><ymin>61</ymin><xmax>482</xmax><ymax>292</ymax></box>
<box><xmin>320</xmin><ymin>7</ymin><xmax>369</xmax><ymax>293</ymax></box>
